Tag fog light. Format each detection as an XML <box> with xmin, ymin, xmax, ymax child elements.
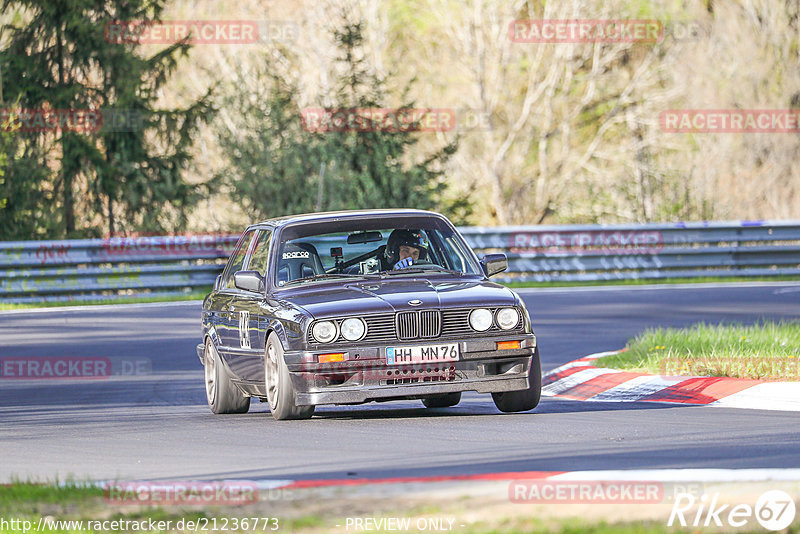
<box><xmin>497</xmin><ymin>340</ymin><xmax>521</xmax><ymax>350</ymax></box>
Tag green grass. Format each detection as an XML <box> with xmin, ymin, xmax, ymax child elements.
<box><xmin>0</xmin><ymin>290</ymin><xmax>210</xmax><ymax>310</ymax></box>
<box><xmin>0</xmin><ymin>482</ymin><xmax>253</xmax><ymax>533</ymax></box>
<box><xmin>503</xmin><ymin>274</ymin><xmax>800</xmax><ymax>288</ymax></box>
<box><xmin>595</xmin><ymin>321</ymin><xmax>800</xmax><ymax>380</ymax></box>
<box><xmin>0</xmin><ymin>481</ymin><xmax>102</xmax><ymax>511</ymax></box>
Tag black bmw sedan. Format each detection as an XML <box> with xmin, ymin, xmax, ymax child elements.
<box><xmin>198</xmin><ymin>209</ymin><xmax>540</xmax><ymax>420</ymax></box>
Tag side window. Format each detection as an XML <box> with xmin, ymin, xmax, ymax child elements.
<box><xmin>247</xmin><ymin>230</ymin><xmax>272</xmax><ymax>275</ymax></box>
<box><xmin>221</xmin><ymin>230</ymin><xmax>256</xmax><ymax>290</ymax></box>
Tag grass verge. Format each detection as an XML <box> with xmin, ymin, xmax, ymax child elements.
<box><xmin>0</xmin><ymin>482</ymin><xmax>699</xmax><ymax>534</ymax></box>
<box><xmin>594</xmin><ymin>321</ymin><xmax>800</xmax><ymax>380</ymax></box>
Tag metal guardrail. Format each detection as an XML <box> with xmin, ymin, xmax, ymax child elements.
<box><xmin>0</xmin><ymin>235</ymin><xmax>239</xmax><ymax>303</ymax></box>
<box><xmin>459</xmin><ymin>220</ymin><xmax>800</xmax><ymax>284</ymax></box>
<box><xmin>0</xmin><ymin>221</ymin><xmax>798</xmax><ymax>302</ymax></box>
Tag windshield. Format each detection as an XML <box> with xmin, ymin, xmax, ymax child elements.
<box><xmin>274</xmin><ymin>216</ymin><xmax>482</xmax><ymax>287</ymax></box>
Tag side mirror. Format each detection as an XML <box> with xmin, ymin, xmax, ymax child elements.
<box><xmin>214</xmin><ymin>274</ymin><xmax>222</xmax><ymax>290</ymax></box>
<box><xmin>233</xmin><ymin>270</ymin><xmax>265</xmax><ymax>293</ymax></box>
<box><xmin>480</xmin><ymin>253</ymin><xmax>507</xmax><ymax>277</ymax></box>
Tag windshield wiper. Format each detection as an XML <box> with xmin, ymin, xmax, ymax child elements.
<box><xmin>283</xmin><ymin>273</ymin><xmax>379</xmax><ymax>286</ymax></box>
<box><xmin>381</xmin><ymin>266</ymin><xmax>465</xmax><ymax>276</ymax></box>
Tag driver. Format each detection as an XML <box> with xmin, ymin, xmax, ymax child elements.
<box><xmin>384</xmin><ymin>229</ymin><xmax>428</xmax><ymax>270</ymax></box>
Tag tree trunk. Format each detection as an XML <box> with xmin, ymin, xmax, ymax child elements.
<box><xmin>56</xmin><ymin>22</ymin><xmax>75</xmax><ymax>236</ymax></box>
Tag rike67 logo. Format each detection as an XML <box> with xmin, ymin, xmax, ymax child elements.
<box><xmin>669</xmin><ymin>490</ymin><xmax>796</xmax><ymax>531</ymax></box>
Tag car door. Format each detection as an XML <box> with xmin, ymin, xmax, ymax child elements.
<box><xmin>226</xmin><ymin>228</ymin><xmax>273</xmax><ymax>383</ymax></box>
<box><xmin>215</xmin><ymin>229</ymin><xmax>256</xmax><ymax>357</ymax></box>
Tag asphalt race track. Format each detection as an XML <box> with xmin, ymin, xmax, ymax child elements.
<box><xmin>1</xmin><ymin>282</ymin><xmax>799</xmax><ymax>483</ymax></box>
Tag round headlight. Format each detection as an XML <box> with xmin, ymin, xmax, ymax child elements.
<box><xmin>312</xmin><ymin>321</ymin><xmax>337</xmax><ymax>343</ymax></box>
<box><xmin>340</xmin><ymin>318</ymin><xmax>366</xmax><ymax>341</ymax></box>
<box><xmin>497</xmin><ymin>307</ymin><xmax>519</xmax><ymax>330</ymax></box>
<box><xmin>469</xmin><ymin>308</ymin><xmax>493</xmax><ymax>332</ymax></box>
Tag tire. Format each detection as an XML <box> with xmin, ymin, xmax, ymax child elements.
<box><xmin>492</xmin><ymin>346</ymin><xmax>542</xmax><ymax>413</ymax></box>
<box><xmin>204</xmin><ymin>338</ymin><xmax>250</xmax><ymax>414</ymax></box>
<box><xmin>265</xmin><ymin>332</ymin><xmax>315</xmax><ymax>421</ymax></box>
<box><xmin>422</xmin><ymin>392</ymin><xmax>462</xmax><ymax>408</ymax></box>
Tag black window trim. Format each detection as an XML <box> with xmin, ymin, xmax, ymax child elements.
<box><xmin>219</xmin><ymin>228</ymin><xmax>258</xmax><ymax>293</ymax></box>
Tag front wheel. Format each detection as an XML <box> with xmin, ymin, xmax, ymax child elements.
<box><xmin>265</xmin><ymin>332</ymin><xmax>315</xmax><ymax>421</ymax></box>
<box><xmin>204</xmin><ymin>338</ymin><xmax>250</xmax><ymax>414</ymax></box>
<box><xmin>492</xmin><ymin>346</ymin><xmax>542</xmax><ymax>413</ymax></box>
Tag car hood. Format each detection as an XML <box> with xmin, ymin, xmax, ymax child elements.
<box><xmin>279</xmin><ymin>277</ymin><xmax>519</xmax><ymax>319</ymax></box>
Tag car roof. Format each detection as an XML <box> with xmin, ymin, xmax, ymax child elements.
<box><xmin>250</xmin><ymin>209</ymin><xmax>445</xmax><ymax>229</ymax></box>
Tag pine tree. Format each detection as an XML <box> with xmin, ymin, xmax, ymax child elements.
<box><xmin>0</xmin><ymin>0</ymin><xmax>212</xmax><ymax>238</ymax></box>
<box><xmin>216</xmin><ymin>64</ymin><xmax>322</xmax><ymax>220</ymax></box>
<box><xmin>217</xmin><ymin>21</ymin><xmax>466</xmax><ymax>221</ymax></box>
<box><xmin>320</xmin><ymin>22</ymin><xmax>459</xmax><ymax>214</ymax></box>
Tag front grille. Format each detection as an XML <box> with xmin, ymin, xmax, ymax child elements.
<box><xmin>420</xmin><ymin>310</ymin><xmax>441</xmax><ymax>337</ymax></box>
<box><xmin>397</xmin><ymin>311</ymin><xmax>419</xmax><ymax>340</ymax></box>
<box><xmin>308</xmin><ymin>307</ymin><xmax>523</xmax><ymax>345</ymax></box>
<box><xmin>441</xmin><ymin>309</ymin><xmax>471</xmax><ymax>337</ymax></box>
<box><xmin>396</xmin><ymin>310</ymin><xmax>441</xmax><ymax>340</ymax></box>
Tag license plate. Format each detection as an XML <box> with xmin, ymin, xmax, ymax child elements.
<box><xmin>386</xmin><ymin>343</ymin><xmax>459</xmax><ymax>365</ymax></box>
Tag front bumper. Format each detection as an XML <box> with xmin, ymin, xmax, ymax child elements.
<box><xmin>282</xmin><ymin>334</ymin><xmax>536</xmax><ymax>406</ymax></box>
